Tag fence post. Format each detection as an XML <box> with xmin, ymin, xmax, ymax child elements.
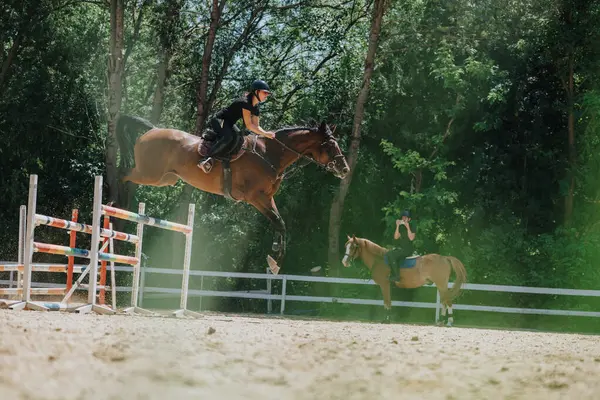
<box><xmin>139</xmin><ymin>262</ymin><xmax>146</xmax><ymax>308</ymax></box>
<box><xmin>435</xmin><ymin>290</ymin><xmax>441</xmax><ymax>323</ymax></box>
<box><xmin>266</xmin><ymin>267</ymin><xmax>272</xmax><ymax>314</ymax></box>
<box><xmin>280</xmin><ymin>276</ymin><xmax>287</xmax><ymax>315</ymax></box>
<box><xmin>198</xmin><ymin>276</ymin><xmax>204</xmax><ymax>311</ymax></box>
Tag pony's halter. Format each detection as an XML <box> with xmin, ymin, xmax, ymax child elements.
<box><xmin>344</xmin><ymin>241</ymin><xmax>360</xmax><ymax>262</ymax></box>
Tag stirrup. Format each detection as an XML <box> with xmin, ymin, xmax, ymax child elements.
<box><xmin>198</xmin><ymin>158</ymin><xmax>213</xmax><ymax>174</ymax></box>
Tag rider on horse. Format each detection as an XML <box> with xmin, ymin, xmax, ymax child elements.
<box><xmin>198</xmin><ymin>79</ymin><xmax>276</xmax><ymax>173</ymax></box>
<box><xmin>387</xmin><ymin>209</ymin><xmax>417</xmax><ymax>283</ymax></box>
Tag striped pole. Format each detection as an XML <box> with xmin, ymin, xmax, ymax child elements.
<box><xmin>35</xmin><ymin>214</ymin><xmax>139</xmax><ymax>243</ymax></box>
<box><xmin>0</xmin><ymin>287</ymin><xmax>66</xmax><ymax>296</ymax></box>
<box><xmin>0</xmin><ymin>264</ymin><xmax>86</xmax><ymax>273</ymax></box>
<box><xmin>102</xmin><ymin>205</ymin><xmax>192</xmax><ymax>234</ymax></box>
<box><xmin>33</xmin><ymin>242</ymin><xmax>138</xmax><ymax>266</ymax></box>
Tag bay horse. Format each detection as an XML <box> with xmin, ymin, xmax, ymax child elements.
<box><xmin>341</xmin><ymin>235</ymin><xmax>467</xmax><ymax>326</ymax></box>
<box><xmin>116</xmin><ymin>115</ymin><xmax>349</xmax><ymax>273</ymax></box>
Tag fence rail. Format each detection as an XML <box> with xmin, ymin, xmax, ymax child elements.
<box><xmin>2</xmin><ymin>264</ymin><xmax>599</xmax><ymax>321</ymax></box>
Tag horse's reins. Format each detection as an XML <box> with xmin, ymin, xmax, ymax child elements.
<box><xmin>273</xmin><ymin>134</ymin><xmax>345</xmax><ymax>177</ymax></box>
<box><xmin>244</xmin><ymin>131</ymin><xmax>343</xmax><ymax>180</ymax></box>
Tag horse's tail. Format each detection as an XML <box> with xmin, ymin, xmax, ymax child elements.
<box><xmin>446</xmin><ymin>256</ymin><xmax>467</xmax><ymax>300</ymax></box>
<box><xmin>116</xmin><ymin>114</ymin><xmax>156</xmax><ymax>170</ymax></box>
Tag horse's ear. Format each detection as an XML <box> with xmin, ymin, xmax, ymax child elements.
<box><xmin>330</xmin><ymin>124</ymin><xmax>337</xmax><ymax>134</ymax></box>
<box><xmin>319</xmin><ymin>121</ymin><xmax>327</xmax><ymax>131</ymax></box>
<box><xmin>352</xmin><ymin>234</ymin><xmax>356</xmax><ymax>240</ymax></box>
<box><xmin>347</xmin><ymin>234</ymin><xmax>351</xmax><ymax>240</ymax></box>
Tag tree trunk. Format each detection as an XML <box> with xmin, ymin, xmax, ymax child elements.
<box><xmin>150</xmin><ymin>49</ymin><xmax>170</xmax><ymax>124</ymax></box>
<box><xmin>106</xmin><ymin>0</ymin><xmax>125</xmax><ymax>203</ymax></box>
<box><xmin>327</xmin><ymin>0</ymin><xmax>387</xmax><ymax>274</ymax></box>
<box><xmin>151</xmin><ymin>0</ymin><xmax>184</xmax><ymax>123</ymax></box>
<box><xmin>564</xmin><ymin>49</ymin><xmax>575</xmax><ymax>225</ymax></box>
<box><xmin>195</xmin><ymin>0</ymin><xmax>226</xmax><ymax>134</ymax></box>
<box><xmin>0</xmin><ymin>32</ymin><xmax>22</xmax><ymax>93</ymax></box>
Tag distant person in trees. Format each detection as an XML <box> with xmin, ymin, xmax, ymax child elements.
<box><xmin>386</xmin><ymin>210</ymin><xmax>417</xmax><ymax>283</ymax></box>
<box><xmin>198</xmin><ymin>79</ymin><xmax>276</xmax><ymax>173</ymax></box>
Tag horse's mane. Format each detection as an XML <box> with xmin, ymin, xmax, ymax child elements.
<box><xmin>274</xmin><ymin>126</ymin><xmax>316</xmax><ymax>136</ymax></box>
<box><xmin>357</xmin><ymin>238</ymin><xmax>388</xmax><ymax>257</ymax></box>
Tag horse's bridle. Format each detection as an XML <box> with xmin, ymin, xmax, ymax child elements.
<box><xmin>273</xmin><ymin>133</ymin><xmax>345</xmax><ymax>176</ymax></box>
<box><xmin>245</xmin><ymin>129</ymin><xmax>345</xmax><ymax>180</ymax></box>
<box><xmin>344</xmin><ymin>240</ymin><xmax>360</xmax><ymax>264</ymax></box>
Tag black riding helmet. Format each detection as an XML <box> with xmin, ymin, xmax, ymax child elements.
<box><xmin>251</xmin><ymin>79</ymin><xmax>271</xmax><ymax>93</ymax></box>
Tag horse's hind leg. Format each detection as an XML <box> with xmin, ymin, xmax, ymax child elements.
<box><xmin>123</xmin><ymin>168</ymin><xmax>179</xmax><ymax>187</ymax></box>
<box><xmin>438</xmin><ymin>290</ymin><xmax>454</xmax><ymax>327</ymax></box>
<box><xmin>435</xmin><ymin>280</ymin><xmax>454</xmax><ymax>327</ymax></box>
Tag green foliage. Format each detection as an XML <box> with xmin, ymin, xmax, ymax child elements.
<box><xmin>1</xmin><ymin>0</ymin><xmax>600</xmax><ymax>331</ymax></box>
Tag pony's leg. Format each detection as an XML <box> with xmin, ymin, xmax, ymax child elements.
<box><xmin>380</xmin><ymin>283</ymin><xmax>392</xmax><ymax>324</ymax></box>
<box><xmin>438</xmin><ymin>291</ymin><xmax>454</xmax><ymax>327</ymax></box>
<box><xmin>446</xmin><ymin>302</ymin><xmax>454</xmax><ymax>327</ymax></box>
<box><xmin>437</xmin><ymin>292</ymin><xmax>448</xmax><ymax>326</ymax></box>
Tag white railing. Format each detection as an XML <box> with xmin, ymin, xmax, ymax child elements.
<box><xmin>3</xmin><ymin>265</ymin><xmax>599</xmax><ymax>322</ymax></box>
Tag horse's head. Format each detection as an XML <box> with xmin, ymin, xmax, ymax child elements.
<box><xmin>307</xmin><ymin>122</ymin><xmax>349</xmax><ymax>179</ymax></box>
<box><xmin>342</xmin><ymin>234</ymin><xmax>361</xmax><ymax>267</ymax></box>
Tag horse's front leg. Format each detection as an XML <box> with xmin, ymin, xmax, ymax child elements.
<box><xmin>251</xmin><ymin>195</ymin><xmax>286</xmax><ymax>268</ymax></box>
<box><xmin>267</xmin><ymin>197</ymin><xmax>286</xmax><ymax>259</ymax></box>
<box><xmin>380</xmin><ymin>283</ymin><xmax>392</xmax><ymax>324</ymax></box>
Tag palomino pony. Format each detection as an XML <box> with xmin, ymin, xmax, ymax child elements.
<box><xmin>116</xmin><ymin>115</ymin><xmax>349</xmax><ymax>273</ymax></box>
<box><xmin>342</xmin><ymin>235</ymin><xmax>467</xmax><ymax>326</ymax></box>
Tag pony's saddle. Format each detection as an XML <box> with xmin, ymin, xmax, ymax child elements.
<box><xmin>384</xmin><ymin>254</ymin><xmax>419</xmax><ymax>269</ymax></box>
<box><xmin>197</xmin><ymin>130</ymin><xmax>259</xmax><ymax>201</ymax></box>
<box><xmin>198</xmin><ymin>128</ymin><xmax>246</xmax><ymax>160</ymax></box>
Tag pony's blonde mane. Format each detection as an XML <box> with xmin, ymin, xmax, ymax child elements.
<box><xmin>356</xmin><ymin>237</ymin><xmax>388</xmax><ymax>257</ymax></box>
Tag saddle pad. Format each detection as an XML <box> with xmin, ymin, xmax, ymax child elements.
<box><xmin>384</xmin><ymin>254</ymin><xmax>419</xmax><ymax>269</ymax></box>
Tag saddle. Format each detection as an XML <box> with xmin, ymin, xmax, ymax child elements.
<box><xmin>384</xmin><ymin>254</ymin><xmax>419</xmax><ymax>269</ymax></box>
<box><xmin>197</xmin><ymin>132</ymin><xmax>259</xmax><ymax>201</ymax></box>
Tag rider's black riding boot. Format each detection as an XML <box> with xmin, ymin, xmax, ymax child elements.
<box><xmin>198</xmin><ymin>136</ymin><xmax>230</xmax><ymax>173</ymax></box>
<box><xmin>388</xmin><ymin>264</ymin><xmax>400</xmax><ymax>283</ymax></box>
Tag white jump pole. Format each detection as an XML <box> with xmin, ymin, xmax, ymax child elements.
<box><xmin>123</xmin><ymin>202</ymin><xmax>153</xmax><ymax>315</ymax></box>
<box><xmin>109</xmin><ymin>222</ymin><xmax>117</xmax><ymax>310</ymax></box>
<box><xmin>13</xmin><ymin>205</ymin><xmax>26</xmax><ymax>291</ymax></box>
<box><xmin>73</xmin><ymin>176</ymin><xmax>114</xmax><ymax>315</ymax></box>
<box><xmin>173</xmin><ymin>203</ymin><xmax>199</xmax><ymax>318</ymax></box>
<box><xmin>10</xmin><ymin>175</ymin><xmax>39</xmax><ymax>310</ymax></box>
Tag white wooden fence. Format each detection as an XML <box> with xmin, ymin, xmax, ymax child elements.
<box><xmin>3</xmin><ymin>264</ymin><xmax>599</xmax><ymax>322</ymax></box>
